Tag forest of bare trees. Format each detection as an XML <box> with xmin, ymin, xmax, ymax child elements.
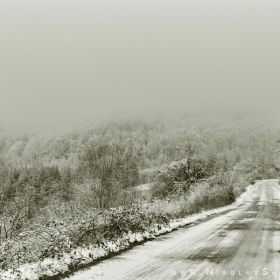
<box><xmin>0</xmin><ymin>113</ymin><xmax>279</xmax><ymax>278</ymax></box>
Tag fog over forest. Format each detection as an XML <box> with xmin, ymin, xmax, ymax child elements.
<box><xmin>2</xmin><ymin>2</ymin><xmax>280</xmax><ymax>278</ymax></box>
<box><xmin>0</xmin><ymin>0</ymin><xmax>280</xmax><ymax>129</ymax></box>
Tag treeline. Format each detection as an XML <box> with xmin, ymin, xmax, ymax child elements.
<box><xmin>0</xmin><ymin>114</ymin><xmax>279</xmax><ymax>219</ymax></box>
<box><xmin>1</xmin><ymin>115</ymin><xmax>279</xmax><ymax>171</ymax></box>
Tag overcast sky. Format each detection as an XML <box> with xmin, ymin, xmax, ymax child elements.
<box><xmin>1</xmin><ymin>0</ymin><xmax>280</xmax><ymax>126</ymax></box>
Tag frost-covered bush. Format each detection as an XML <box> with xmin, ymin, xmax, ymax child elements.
<box><xmin>0</xmin><ymin>205</ymin><xmax>170</xmax><ymax>273</ymax></box>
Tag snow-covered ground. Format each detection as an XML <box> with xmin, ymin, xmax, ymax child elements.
<box><xmin>0</xmin><ymin>183</ymin><xmax>257</xmax><ymax>280</ymax></box>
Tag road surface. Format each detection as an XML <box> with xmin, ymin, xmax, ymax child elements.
<box><xmin>65</xmin><ymin>180</ymin><xmax>280</xmax><ymax>280</ymax></box>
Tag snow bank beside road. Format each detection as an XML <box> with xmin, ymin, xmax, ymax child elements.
<box><xmin>0</xmin><ymin>183</ymin><xmax>258</xmax><ymax>280</ymax></box>
<box><xmin>157</xmin><ymin>183</ymin><xmax>256</xmax><ymax>234</ymax></box>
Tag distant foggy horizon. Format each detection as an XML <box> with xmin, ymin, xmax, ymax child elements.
<box><xmin>1</xmin><ymin>0</ymin><xmax>280</xmax><ymax>128</ymax></box>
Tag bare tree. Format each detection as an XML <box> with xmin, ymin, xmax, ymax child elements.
<box><xmin>78</xmin><ymin>139</ymin><xmax>138</xmax><ymax>208</ymax></box>
<box><xmin>152</xmin><ymin>140</ymin><xmax>208</xmax><ymax>198</ymax></box>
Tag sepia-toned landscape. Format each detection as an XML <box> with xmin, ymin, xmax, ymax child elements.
<box><xmin>1</xmin><ymin>1</ymin><xmax>280</xmax><ymax>279</ymax></box>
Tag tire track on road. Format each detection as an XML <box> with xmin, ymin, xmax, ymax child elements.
<box><xmin>65</xmin><ymin>183</ymin><xmax>257</xmax><ymax>279</ymax></box>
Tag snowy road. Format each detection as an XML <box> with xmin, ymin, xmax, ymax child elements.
<box><xmin>65</xmin><ymin>180</ymin><xmax>280</xmax><ymax>280</ymax></box>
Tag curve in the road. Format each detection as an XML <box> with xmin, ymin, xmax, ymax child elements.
<box><xmin>65</xmin><ymin>180</ymin><xmax>280</xmax><ymax>280</ymax></box>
